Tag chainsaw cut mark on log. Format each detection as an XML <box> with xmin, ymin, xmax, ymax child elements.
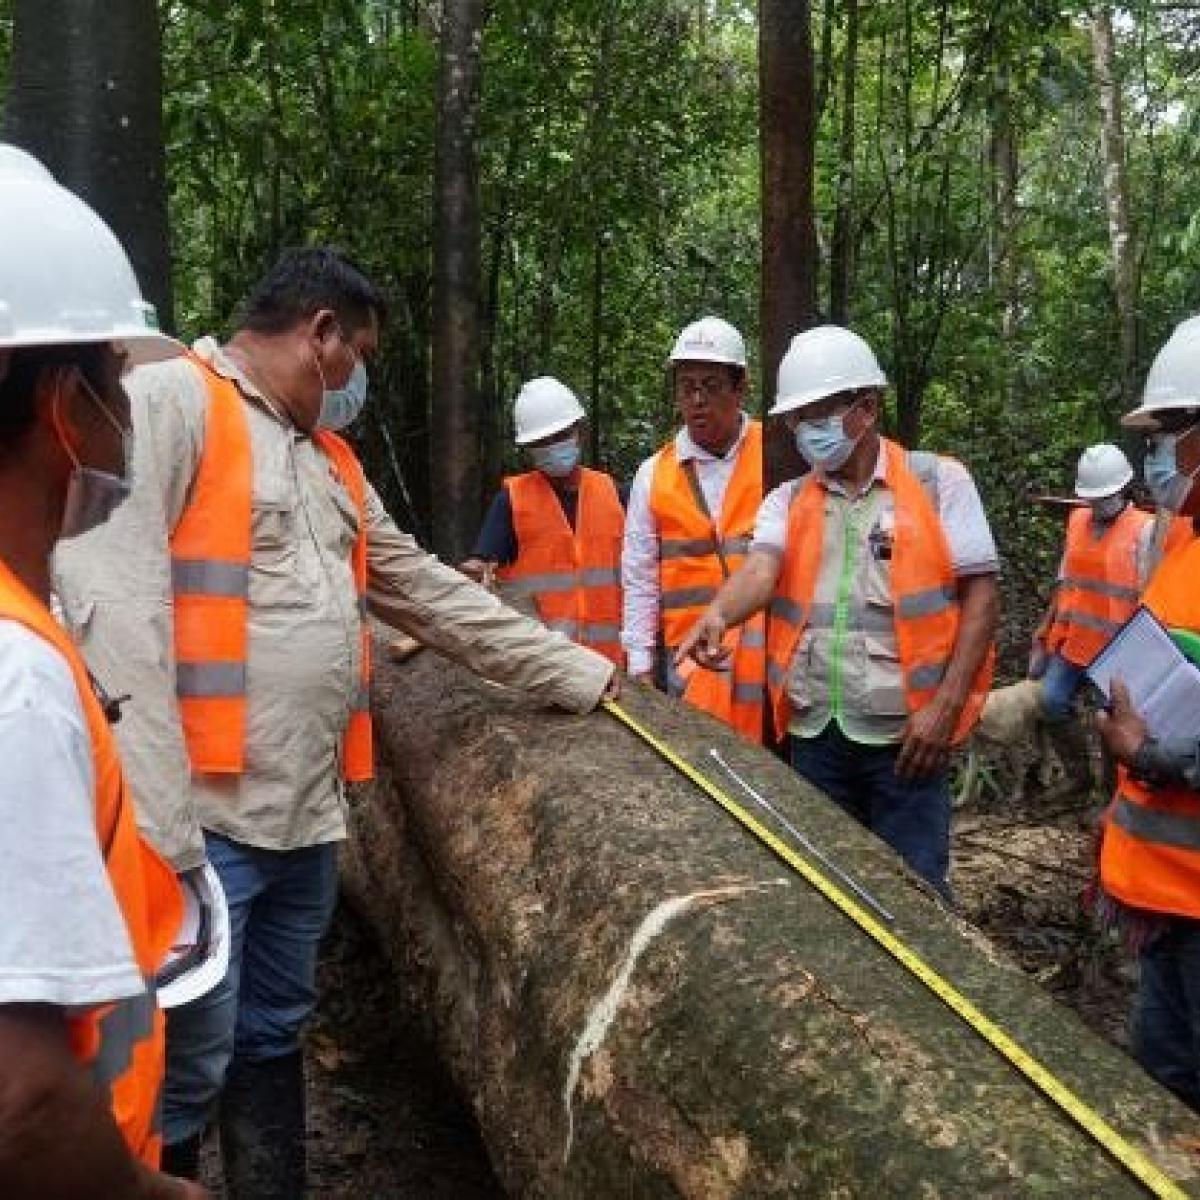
<box><xmin>561</xmin><ymin>879</ymin><xmax>788</xmax><ymax>1162</ymax></box>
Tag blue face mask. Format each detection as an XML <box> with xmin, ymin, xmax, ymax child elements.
<box><xmin>530</xmin><ymin>438</ymin><xmax>581</xmax><ymax>478</ymax></box>
<box><xmin>1143</xmin><ymin>433</ymin><xmax>1200</xmax><ymax>511</ymax></box>
<box><xmin>794</xmin><ymin>402</ymin><xmax>861</xmax><ymax>472</ymax></box>
<box><xmin>317</xmin><ymin>357</ymin><xmax>368</xmax><ymax>432</ymax></box>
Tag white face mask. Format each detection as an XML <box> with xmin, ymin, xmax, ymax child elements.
<box><xmin>55</xmin><ymin>377</ymin><xmax>133</xmax><ymax>540</ymax></box>
<box><xmin>1145</xmin><ymin>429</ymin><xmax>1200</xmax><ymax>512</ymax></box>
<box><xmin>793</xmin><ymin>398</ymin><xmax>863</xmax><ymax>472</ymax></box>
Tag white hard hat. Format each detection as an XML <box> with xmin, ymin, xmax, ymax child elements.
<box><xmin>513</xmin><ymin>376</ymin><xmax>586</xmax><ymax>445</ymax></box>
<box><xmin>0</xmin><ymin>143</ymin><xmax>181</xmax><ymax>365</ymax></box>
<box><xmin>1123</xmin><ymin>315</ymin><xmax>1200</xmax><ymax>428</ymax></box>
<box><xmin>1074</xmin><ymin>443</ymin><xmax>1133</xmax><ymax>499</ymax></box>
<box><xmin>155</xmin><ymin>863</ymin><xmax>230</xmax><ymax>1009</ymax></box>
<box><xmin>770</xmin><ymin>324</ymin><xmax>887</xmax><ymax>415</ymax></box>
<box><xmin>668</xmin><ymin>316</ymin><xmax>747</xmax><ymax>368</ymax></box>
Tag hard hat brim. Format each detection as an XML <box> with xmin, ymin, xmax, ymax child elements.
<box><xmin>1121</xmin><ymin>399</ymin><xmax>1200</xmax><ymax>429</ymax></box>
<box><xmin>155</xmin><ymin>862</ymin><xmax>231</xmax><ymax>1009</ymax></box>
<box><xmin>0</xmin><ymin>327</ymin><xmax>185</xmax><ymax>366</ymax></box>
<box><xmin>769</xmin><ymin>374</ymin><xmax>887</xmax><ymax>416</ymax></box>
<box><xmin>668</xmin><ymin>351</ymin><xmax>746</xmax><ymax>368</ymax></box>
<box><xmin>1074</xmin><ymin>472</ymin><xmax>1133</xmax><ymax>500</ymax></box>
<box><xmin>514</xmin><ymin>413</ymin><xmax>583</xmax><ymax>446</ymax></box>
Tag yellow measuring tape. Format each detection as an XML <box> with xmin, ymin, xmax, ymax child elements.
<box><xmin>603</xmin><ymin>700</ymin><xmax>1189</xmax><ymax>1200</ymax></box>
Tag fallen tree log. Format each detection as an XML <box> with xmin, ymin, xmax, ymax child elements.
<box><xmin>342</xmin><ymin>644</ymin><xmax>1200</xmax><ymax>1197</ymax></box>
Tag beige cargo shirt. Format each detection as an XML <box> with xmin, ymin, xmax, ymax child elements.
<box><xmin>53</xmin><ymin>339</ymin><xmax>613</xmax><ymax>871</ymax></box>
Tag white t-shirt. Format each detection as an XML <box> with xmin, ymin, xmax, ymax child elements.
<box><xmin>0</xmin><ymin>620</ymin><xmax>143</xmax><ymax>1007</ymax></box>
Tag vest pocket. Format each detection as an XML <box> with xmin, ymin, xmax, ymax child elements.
<box><xmin>862</xmin><ymin>632</ymin><xmax>908</xmax><ymax>716</ymax></box>
<box><xmin>785</xmin><ymin>631</ymin><xmax>814</xmax><ymax>714</ymax></box>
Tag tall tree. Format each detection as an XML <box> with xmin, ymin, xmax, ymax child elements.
<box><xmin>1091</xmin><ymin>6</ymin><xmax>1138</xmax><ymax>412</ymax></box>
<box><xmin>431</xmin><ymin>0</ymin><xmax>485</xmax><ymax>560</ymax></box>
<box><xmin>4</xmin><ymin>0</ymin><xmax>174</xmax><ymax>327</ymax></box>
<box><xmin>829</xmin><ymin>0</ymin><xmax>859</xmax><ymax>324</ymax></box>
<box><xmin>759</xmin><ymin>0</ymin><xmax>819</xmax><ymax>488</ymax></box>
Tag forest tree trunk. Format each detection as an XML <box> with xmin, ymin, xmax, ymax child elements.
<box><xmin>4</xmin><ymin>0</ymin><xmax>174</xmax><ymax>328</ymax></box>
<box><xmin>759</xmin><ymin>0</ymin><xmax>818</xmax><ymax>490</ymax></box>
<box><xmin>431</xmin><ymin>0</ymin><xmax>485</xmax><ymax>561</ymax></box>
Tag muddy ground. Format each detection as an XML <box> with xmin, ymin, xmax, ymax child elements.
<box><xmin>198</xmin><ymin>766</ymin><xmax>1130</xmax><ymax>1197</ymax></box>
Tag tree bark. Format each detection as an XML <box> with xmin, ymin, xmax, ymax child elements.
<box><xmin>829</xmin><ymin>0</ymin><xmax>859</xmax><ymax>325</ymax></box>
<box><xmin>759</xmin><ymin>0</ymin><xmax>818</xmax><ymax>490</ymax></box>
<box><xmin>1092</xmin><ymin>7</ymin><xmax>1138</xmax><ymax>412</ymax></box>
<box><xmin>344</xmin><ymin>645</ymin><xmax>1200</xmax><ymax>1197</ymax></box>
<box><xmin>4</xmin><ymin>0</ymin><xmax>174</xmax><ymax>329</ymax></box>
<box><xmin>431</xmin><ymin>0</ymin><xmax>485</xmax><ymax>561</ymax></box>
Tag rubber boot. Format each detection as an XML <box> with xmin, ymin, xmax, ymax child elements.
<box><xmin>160</xmin><ymin>1131</ymin><xmax>202</xmax><ymax>1180</ymax></box>
<box><xmin>218</xmin><ymin>1051</ymin><xmax>306</xmax><ymax>1200</ymax></box>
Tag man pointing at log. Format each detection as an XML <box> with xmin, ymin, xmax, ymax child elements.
<box><xmin>677</xmin><ymin>325</ymin><xmax>998</xmax><ymax>899</ymax></box>
<box><xmin>54</xmin><ymin>247</ymin><xmax>617</xmax><ymax>1197</ymax></box>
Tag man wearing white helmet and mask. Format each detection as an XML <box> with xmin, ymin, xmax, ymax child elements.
<box><xmin>0</xmin><ymin>145</ymin><xmax>204</xmax><ymax>1196</ymax></box>
<box><xmin>1033</xmin><ymin>444</ymin><xmax>1155</xmax><ymax>720</ymax></box>
<box><xmin>461</xmin><ymin>376</ymin><xmax>625</xmax><ymax>665</ymax></box>
<box><xmin>1094</xmin><ymin>316</ymin><xmax>1200</xmax><ymax>1111</ymax></box>
<box><xmin>53</xmin><ymin>250</ymin><xmax>619</xmax><ymax>1192</ymax></box>
<box><xmin>677</xmin><ymin>325</ymin><xmax>998</xmax><ymax>898</ymax></box>
<box><xmin>622</xmin><ymin>316</ymin><xmax>767</xmax><ymax>742</ymax></box>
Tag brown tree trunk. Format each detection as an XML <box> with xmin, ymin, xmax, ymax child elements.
<box><xmin>4</xmin><ymin>0</ymin><xmax>174</xmax><ymax>329</ymax></box>
<box><xmin>1092</xmin><ymin>7</ymin><xmax>1138</xmax><ymax>412</ymax></box>
<box><xmin>759</xmin><ymin>0</ymin><xmax>818</xmax><ymax>490</ymax></box>
<box><xmin>431</xmin><ymin>0</ymin><xmax>485</xmax><ymax>561</ymax></box>
<box><xmin>829</xmin><ymin>0</ymin><xmax>859</xmax><ymax>325</ymax></box>
<box><xmin>344</xmin><ymin>645</ymin><xmax>1200</xmax><ymax>1196</ymax></box>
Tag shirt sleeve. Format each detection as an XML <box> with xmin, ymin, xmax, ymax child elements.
<box><xmin>620</xmin><ymin>456</ymin><xmax>662</xmax><ymax>675</ymax></box>
<box><xmin>1134</xmin><ymin>736</ymin><xmax>1200</xmax><ymax>791</ymax></box>
<box><xmin>52</xmin><ymin>359</ymin><xmax>209</xmax><ymax>872</ymax></box>
<box><xmin>363</xmin><ymin>484</ymin><xmax>613</xmax><ymax>712</ymax></box>
<box><xmin>751</xmin><ymin>481</ymin><xmax>799</xmax><ymax>555</ymax></box>
<box><xmin>0</xmin><ymin>624</ymin><xmax>143</xmax><ymax>1008</ymax></box>
<box><xmin>936</xmin><ymin>458</ymin><xmax>1000</xmax><ymax>576</ymax></box>
<box><xmin>472</xmin><ymin>489</ymin><xmax>518</xmax><ymax>565</ymax></box>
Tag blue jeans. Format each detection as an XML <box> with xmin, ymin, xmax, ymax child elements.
<box><xmin>789</xmin><ymin>724</ymin><xmax>952</xmax><ymax>900</ymax></box>
<box><xmin>1133</xmin><ymin>919</ymin><xmax>1200</xmax><ymax>1113</ymax></box>
<box><xmin>162</xmin><ymin>833</ymin><xmax>339</xmax><ymax>1145</ymax></box>
<box><xmin>1039</xmin><ymin>653</ymin><xmax>1086</xmax><ymax>723</ymax></box>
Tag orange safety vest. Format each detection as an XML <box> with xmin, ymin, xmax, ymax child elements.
<box><xmin>496</xmin><ymin>468</ymin><xmax>625</xmax><ymax>666</ymax></box>
<box><xmin>1100</xmin><ymin>535</ymin><xmax>1200</xmax><ymax>918</ymax></box>
<box><xmin>171</xmin><ymin>356</ymin><xmax>374</xmax><ymax>781</ymax></box>
<box><xmin>0</xmin><ymin>561</ymin><xmax>182</xmax><ymax>1166</ymax></box>
<box><xmin>1046</xmin><ymin>505</ymin><xmax>1151</xmax><ymax>668</ymax></box>
<box><xmin>765</xmin><ymin>438</ymin><xmax>994</xmax><ymax>744</ymax></box>
<box><xmin>649</xmin><ymin>420</ymin><xmax>765</xmax><ymax>743</ymax></box>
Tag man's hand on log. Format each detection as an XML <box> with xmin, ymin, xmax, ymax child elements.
<box><xmin>1096</xmin><ymin>678</ymin><xmax>1147</xmax><ymax>767</ymax></box>
<box><xmin>895</xmin><ymin>693</ymin><xmax>960</xmax><ymax>780</ymax></box>
<box><xmin>602</xmin><ymin>668</ymin><xmax>621</xmax><ymax>702</ymax></box>
<box><xmin>674</xmin><ymin>606</ymin><xmax>731</xmax><ymax>671</ymax></box>
<box><xmin>458</xmin><ymin>558</ymin><xmax>498</xmax><ymax>592</ymax></box>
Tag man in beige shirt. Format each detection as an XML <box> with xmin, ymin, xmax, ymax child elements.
<box><xmin>54</xmin><ymin>248</ymin><xmax>615</xmax><ymax>1196</ymax></box>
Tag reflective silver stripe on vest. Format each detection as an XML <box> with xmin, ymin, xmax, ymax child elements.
<box><xmin>907</xmin><ymin>661</ymin><xmax>947</xmax><ymax>692</ymax></box>
<box><xmin>733</xmin><ymin>681</ymin><xmax>763</xmax><ymax>704</ymax></box>
<box><xmin>351</xmin><ymin>681</ymin><xmax>371</xmax><ymax>712</ymax></box>
<box><xmin>1059</xmin><ymin>576</ymin><xmax>1140</xmax><ymax>603</ymax></box>
<box><xmin>579</xmin><ymin>566</ymin><xmax>621</xmax><ymax>588</ymax></box>
<box><xmin>545</xmin><ymin>618</ymin><xmax>581</xmax><ymax>638</ymax></box>
<box><xmin>740</xmin><ymin>626</ymin><xmax>766</xmax><ymax>649</ymax></box>
<box><xmin>176</xmin><ymin>661</ymin><xmax>247</xmax><ymax>698</ymax></box>
<box><xmin>767</xmin><ymin>659</ymin><xmax>789</xmax><ymax>688</ymax></box>
<box><xmin>662</xmin><ymin>585</ymin><xmax>717</xmax><ymax>610</ymax></box>
<box><xmin>661</xmin><ymin>536</ymin><xmax>752</xmax><ymax>560</ymax></box>
<box><xmin>1112</xmin><ymin>793</ymin><xmax>1200</xmax><ymax>852</ymax></box>
<box><xmin>804</xmin><ymin>602</ymin><xmax>894</xmax><ymax>633</ymax></box>
<box><xmin>171</xmin><ymin>559</ymin><xmax>250</xmax><ymax>597</ymax></box>
<box><xmin>90</xmin><ymin>985</ymin><xmax>156</xmax><ymax>1102</ymax></box>
<box><xmin>580</xmin><ymin>622</ymin><xmax>622</xmax><ymax>643</ymax></box>
<box><xmin>358</xmin><ymin>594</ymin><xmax>369</xmax><ymax>619</ymax></box>
<box><xmin>770</xmin><ymin>596</ymin><xmax>805</xmax><ymax>626</ymax></box>
<box><xmin>1054</xmin><ymin>608</ymin><xmax>1122</xmax><ymax>635</ymax></box>
<box><xmin>506</xmin><ymin>572</ymin><xmax>577</xmax><ymax>596</ymax></box>
<box><xmin>897</xmin><ymin>584</ymin><xmax>955</xmax><ymax>619</ymax></box>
